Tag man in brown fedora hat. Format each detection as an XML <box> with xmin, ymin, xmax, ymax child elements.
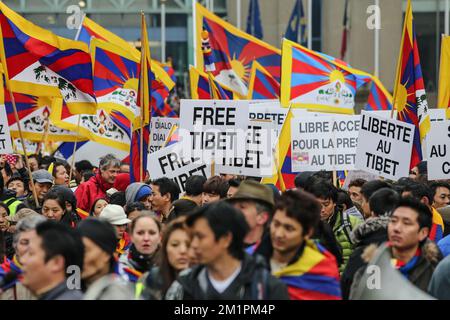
<box><xmin>227</xmin><ymin>180</ymin><xmax>275</xmax><ymax>255</ymax></box>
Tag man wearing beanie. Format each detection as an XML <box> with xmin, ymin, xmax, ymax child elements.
<box><xmin>125</xmin><ymin>183</ymin><xmax>152</xmax><ymax>210</ymax></box>
<box><xmin>77</xmin><ymin>218</ymin><xmax>135</xmax><ymax>300</ymax></box>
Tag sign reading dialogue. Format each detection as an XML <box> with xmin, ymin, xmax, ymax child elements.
<box><xmin>0</xmin><ymin>107</ymin><xmax>13</xmax><ymax>154</ymax></box>
<box><xmin>427</xmin><ymin>121</ymin><xmax>450</xmax><ymax>180</ymax></box>
<box><xmin>179</xmin><ymin>99</ymin><xmax>249</xmax><ymax>166</ymax></box>
<box><xmin>147</xmin><ymin>143</ymin><xmax>212</xmax><ymax>193</ymax></box>
<box><xmin>355</xmin><ymin>111</ymin><xmax>414</xmax><ymax>181</ymax></box>
<box><xmin>149</xmin><ymin>117</ymin><xmax>179</xmax><ymax>153</ymax></box>
<box><xmin>291</xmin><ymin>115</ymin><xmax>361</xmax><ymax>171</ymax></box>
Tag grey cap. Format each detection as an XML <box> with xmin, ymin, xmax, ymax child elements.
<box><xmin>32</xmin><ymin>169</ymin><xmax>54</xmax><ymax>184</ymax></box>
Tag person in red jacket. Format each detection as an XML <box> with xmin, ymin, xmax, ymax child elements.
<box><xmin>75</xmin><ymin>154</ymin><xmax>121</xmax><ymax>212</ymax></box>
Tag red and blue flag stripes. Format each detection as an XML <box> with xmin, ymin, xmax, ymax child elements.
<box><xmin>365</xmin><ymin>80</ymin><xmax>393</xmax><ymax>111</ymax></box>
<box><xmin>393</xmin><ymin>0</ymin><xmax>430</xmax><ymax>169</ymax></box>
<box><xmin>196</xmin><ymin>3</ymin><xmax>281</xmax><ymax>91</ymax></box>
<box><xmin>0</xmin><ymin>2</ymin><xmax>95</xmax><ymax>114</ymax></box>
<box><xmin>248</xmin><ymin>61</ymin><xmax>280</xmax><ymax>99</ymax></box>
<box><xmin>273</xmin><ymin>241</ymin><xmax>342</xmax><ymax>300</ymax></box>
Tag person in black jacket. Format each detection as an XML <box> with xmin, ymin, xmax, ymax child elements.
<box><xmin>165</xmin><ymin>201</ymin><xmax>289</xmax><ymax>300</ymax></box>
<box><xmin>341</xmin><ymin>188</ymin><xmax>400</xmax><ymax>299</ymax></box>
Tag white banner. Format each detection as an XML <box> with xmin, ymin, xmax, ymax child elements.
<box><xmin>427</xmin><ymin>121</ymin><xmax>450</xmax><ymax>180</ymax></box>
<box><xmin>149</xmin><ymin>117</ymin><xmax>179</xmax><ymax>153</ymax></box>
<box><xmin>355</xmin><ymin>111</ymin><xmax>414</xmax><ymax>181</ymax></box>
<box><xmin>0</xmin><ymin>107</ymin><xmax>13</xmax><ymax>154</ymax></box>
<box><xmin>291</xmin><ymin>115</ymin><xmax>360</xmax><ymax>171</ymax></box>
<box><xmin>147</xmin><ymin>142</ymin><xmax>211</xmax><ymax>193</ymax></box>
<box><xmin>179</xmin><ymin>99</ymin><xmax>249</xmax><ymax>164</ymax></box>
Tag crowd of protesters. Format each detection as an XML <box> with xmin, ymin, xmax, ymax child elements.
<box><xmin>1</xmin><ymin>153</ymin><xmax>450</xmax><ymax>300</ymax></box>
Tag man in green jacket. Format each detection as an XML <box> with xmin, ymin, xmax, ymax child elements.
<box><xmin>308</xmin><ymin>181</ymin><xmax>363</xmax><ymax>272</ymax></box>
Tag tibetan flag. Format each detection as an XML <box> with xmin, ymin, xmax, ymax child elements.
<box><xmin>0</xmin><ymin>2</ymin><xmax>96</xmax><ymax>114</ymax></box>
<box><xmin>247</xmin><ymin>61</ymin><xmax>280</xmax><ymax>99</ymax></box>
<box><xmin>50</xmin><ymin>99</ymin><xmax>131</xmax><ymax>152</ymax></box>
<box><xmin>438</xmin><ymin>35</ymin><xmax>450</xmax><ymax>119</ymax></box>
<box><xmin>261</xmin><ymin>108</ymin><xmax>295</xmax><ymax>191</ymax></box>
<box><xmin>195</xmin><ymin>3</ymin><xmax>281</xmax><ymax>97</ymax></box>
<box><xmin>430</xmin><ymin>207</ymin><xmax>444</xmax><ymax>243</ymax></box>
<box><xmin>246</xmin><ymin>0</ymin><xmax>263</xmax><ymax>40</ymax></box>
<box><xmin>281</xmin><ymin>38</ymin><xmax>371</xmax><ymax>114</ymax></box>
<box><xmin>91</xmin><ymin>38</ymin><xmax>140</xmax><ymax>124</ymax></box>
<box><xmin>77</xmin><ymin>16</ymin><xmax>174</xmax><ymax>92</ymax></box>
<box><xmin>130</xmin><ymin>14</ymin><xmax>152</xmax><ymax>183</ymax></box>
<box><xmin>3</xmin><ymin>89</ymin><xmax>80</xmax><ymax>142</ymax></box>
<box><xmin>273</xmin><ymin>240</ymin><xmax>342</xmax><ymax>300</ymax></box>
<box><xmin>285</xmin><ymin>0</ymin><xmax>307</xmax><ymax>47</ymax></box>
<box><xmin>189</xmin><ymin>65</ymin><xmax>240</xmax><ymax>100</ymax></box>
<box><xmin>365</xmin><ymin>77</ymin><xmax>393</xmax><ymax>111</ymax></box>
<box><xmin>393</xmin><ymin>0</ymin><xmax>430</xmax><ymax>169</ymax></box>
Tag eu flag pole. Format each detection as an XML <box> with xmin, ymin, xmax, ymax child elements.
<box><xmin>246</xmin><ymin>0</ymin><xmax>263</xmax><ymax>40</ymax></box>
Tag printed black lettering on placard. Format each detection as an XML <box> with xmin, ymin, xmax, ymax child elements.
<box><xmin>193</xmin><ymin>107</ymin><xmax>236</xmax><ymax>126</ymax></box>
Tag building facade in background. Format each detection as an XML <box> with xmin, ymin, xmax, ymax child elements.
<box><xmin>5</xmin><ymin>0</ymin><xmax>448</xmax><ymax>107</ymax></box>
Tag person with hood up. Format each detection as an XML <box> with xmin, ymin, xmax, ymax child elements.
<box><xmin>125</xmin><ymin>183</ymin><xmax>152</xmax><ymax>211</ymax></box>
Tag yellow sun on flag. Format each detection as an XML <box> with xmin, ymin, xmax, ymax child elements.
<box><xmin>329</xmin><ymin>69</ymin><xmax>346</xmax><ymax>84</ymax></box>
<box><xmin>123</xmin><ymin>78</ymin><xmax>139</xmax><ymax>91</ymax></box>
<box><xmin>35</xmin><ymin>96</ymin><xmax>52</xmax><ymax>108</ymax></box>
<box><xmin>394</xmin><ymin>83</ymin><xmax>414</xmax><ymax>116</ymax></box>
<box><xmin>230</xmin><ymin>57</ymin><xmax>250</xmax><ymax>83</ymax></box>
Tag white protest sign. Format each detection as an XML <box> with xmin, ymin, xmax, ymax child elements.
<box><xmin>147</xmin><ymin>142</ymin><xmax>211</xmax><ymax>192</ymax></box>
<box><xmin>290</xmin><ymin>115</ymin><xmax>360</xmax><ymax>171</ymax></box>
<box><xmin>216</xmin><ymin>120</ymin><xmax>277</xmax><ymax>177</ymax></box>
<box><xmin>149</xmin><ymin>117</ymin><xmax>179</xmax><ymax>153</ymax></box>
<box><xmin>179</xmin><ymin>99</ymin><xmax>249</xmax><ymax>164</ymax></box>
<box><xmin>426</xmin><ymin>121</ymin><xmax>450</xmax><ymax>180</ymax></box>
<box><xmin>0</xmin><ymin>107</ymin><xmax>13</xmax><ymax>154</ymax></box>
<box><xmin>355</xmin><ymin>111</ymin><xmax>414</xmax><ymax>180</ymax></box>
<box><xmin>342</xmin><ymin>170</ymin><xmax>380</xmax><ymax>190</ymax></box>
<box><xmin>429</xmin><ymin>109</ymin><xmax>447</xmax><ymax>122</ymax></box>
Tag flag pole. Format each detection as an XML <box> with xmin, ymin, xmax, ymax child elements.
<box><xmin>161</xmin><ymin>0</ymin><xmax>166</xmax><ymax>62</ymax></box>
<box><xmin>391</xmin><ymin>0</ymin><xmax>410</xmax><ymax>119</ymax></box>
<box><xmin>68</xmin><ymin>114</ymin><xmax>81</xmax><ymax>183</ymax></box>
<box><xmin>374</xmin><ymin>0</ymin><xmax>380</xmax><ymax>78</ymax></box>
<box><xmin>307</xmin><ymin>0</ymin><xmax>312</xmax><ymax>49</ymax></box>
<box><xmin>140</xmin><ymin>12</ymin><xmax>146</xmax><ymax>182</ymax></box>
<box><xmin>8</xmin><ymin>87</ymin><xmax>39</xmax><ymax>208</ymax></box>
<box><xmin>192</xmin><ymin>0</ymin><xmax>198</xmax><ymax>67</ymax></box>
<box><xmin>237</xmin><ymin>0</ymin><xmax>241</xmax><ymax>29</ymax></box>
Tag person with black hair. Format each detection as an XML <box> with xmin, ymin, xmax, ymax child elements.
<box><xmin>51</xmin><ymin>161</ymin><xmax>69</xmax><ymax>187</ymax></box>
<box><xmin>359</xmin><ymin>180</ymin><xmax>391</xmax><ymax>219</ymax></box>
<box><xmin>27</xmin><ymin>154</ymin><xmax>40</xmax><ymax>173</ymax></box>
<box><xmin>165</xmin><ymin>201</ymin><xmax>289</xmax><ymax>300</ymax></box>
<box><xmin>125</xmin><ymin>202</ymin><xmax>146</xmax><ymax>221</ymax></box>
<box><xmin>42</xmin><ymin>188</ymin><xmax>81</xmax><ymax>228</ymax></box>
<box><xmin>201</xmin><ymin>176</ymin><xmax>229</xmax><ymax>205</ymax></box>
<box><xmin>21</xmin><ymin>220</ymin><xmax>85</xmax><ymax>300</ymax></box>
<box><xmin>149</xmin><ymin>178</ymin><xmax>180</xmax><ymax>224</ymax></box>
<box><xmin>341</xmin><ymin>188</ymin><xmax>400</xmax><ymax>299</ymax></box>
<box><xmin>74</xmin><ymin>160</ymin><xmax>94</xmax><ymax>185</ymax></box>
<box><xmin>90</xmin><ymin>198</ymin><xmax>109</xmax><ymax>217</ymax></box>
<box><xmin>308</xmin><ymin>181</ymin><xmax>362</xmax><ymax>272</ymax></box>
<box><xmin>402</xmin><ymin>181</ymin><xmax>445</xmax><ymax>242</ymax></box>
<box><xmin>262</xmin><ymin>190</ymin><xmax>341</xmax><ymax>300</ymax></box>
<box><xmin>183</xmin><ymin>175</ymin><xmax>206</xmax><ymax>205</ymax></box>
<box><xmin>77</xmin><ymin>218</ymin><xmax>135</xmax><ymax>300</ymax></box>
<box><xmin>430</xmin><ymin>182</ymin><xmax>450</xmax><ymax>209</ymax></box>
<box><xmin>409</xmin><ymin>160</ymin><xmax>428</xmax><ymax>183</ymax></box>
<box><xmin>6</xmin><ymin>175</ymin><xmax>29</xmax><ymax>201</ymax></box>
<box><xmin>109</xmin><ymin>191</ymin><xmax>126</xmax><ymax>208</ymax></box>
<box><xmin>348</xmin><ymin>178</ymin><xmax>367</xmax><ymax>206</ymax></box>
<box><xmin>350</xmin><ymin>197</ymin><xmax>441</xmax><ymax>297</ymax></box>
<box><xmin>0</xmin><ymin>173</ymin><xmax>26</xmax><ymax>217</ymax></box>
<box><xmin>294</xmin><ymin>172</ymin><xmax>315</xmax><ymax>191</ymax></box>
<box><xmin>337</xmin><ymin>189</ymin><xmax>363</xmax><ymax>220</ymax></box>
<box><xmin>226</xmin><ymin>178</ymin><xmax>242</xmax><ymax>198</ymax></box>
